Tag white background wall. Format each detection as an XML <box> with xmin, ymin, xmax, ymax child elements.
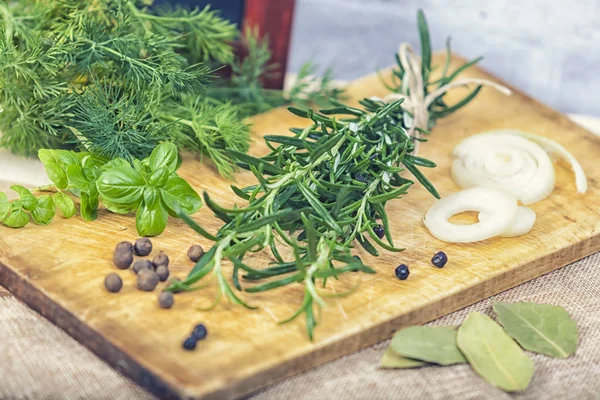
<box><xmin>289</xmin><ymin>0</ymin><xmax>600</xmax><ymax>116</ymax></box>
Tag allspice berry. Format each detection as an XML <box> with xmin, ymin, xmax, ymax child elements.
<box><xmin>104</xmin><ymin>273</ymin><xmax>122</xmax><ymax>293</ymax></box>
<box><xmin>156</xmin><ymin>265</ymin><xmax>170</xmax><ymax>282</ymax></box>
<box><xmin>187</xmin><ymin>245</ymin><xmax>204</xmax><ymax>262</ymax></box>
<box><xmin>115</xmin><ymin>241</ymin><xmax>133</xmax><ymax>253</ymax></box>
<box><xmin>158</xmin><ymin>291</ymin><xmax>174</xmax><ymax>309</ymax></box>
<box><xmin>137</xmin><ymin>269</ymin><xmax>159</xmax><ymax>292</ymax></box>
<box><xmin>113</xmin><ymin>250</ymin><xmax>133</xmax><ymax>270</ymax></box>
<box><xmin>134</xmin><ymin>237</ymin><xmax>153</xmax><ymax>256</ymax></box>
<box><xmin>133</xmin><ymin>259</ymin><xmax>154</xmax><ymax>274</ymax></box>
<box><xmin>153</xmin><ymin>251</ymin><xmax>169</xmax><ymax>268</ymax></box>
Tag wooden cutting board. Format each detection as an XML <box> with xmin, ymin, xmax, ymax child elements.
<box><xmin>1</xmin><ymin>54</ymin><xmax>599</xmax><ymax>400</ymax></box>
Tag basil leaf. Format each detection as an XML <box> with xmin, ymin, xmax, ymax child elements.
<box><xmin>160</xmin><ymin>176</ymin><xmax>202</xmax><ymax>215</ymax></box>
<box><xmin>44</xmin><ymin>162</ymin><xmax>68</xmax><ymax>189</ymax></box>
<box><xmin>380</xmin><ymin>346</ymin><xmax>427</xmax><ymax>369</ymax></box>
<box><xmin>102</xmin><ymin>198</ymin><xmax>137</xmax><ymax>215</ymax></box>
<box><xmin>3</xmin><ymin>208</ymin><xmax>30</xmax><ymax>228</ymax></box>
<box><xmin>0</xmin><ymin>193</ymin><xmax>11</xmax><ymax>222</ymax></box>
<box><xmin>53</xmin><ymin>192</ymin><xmax>76</xmax><ymax>218</ymax></box>
<box><xmin>38</xmin><ymin>149</ymin><xmax>79</xmax><ymax>168</ymax></box>
<box><xmin>80</xmin><ymin>190</ymin><xmax>99</xmax><ymax>221</ymax></box>
<box><xmin>132</xmin><ymin>159</ymin><xmax>148</xmax><ymax>176</ymax></box>
<box><xmin>457</xmin><ymin>312</ymin><xmax>534</xmax><ymax>392</ymax></box>
<box><xmin>494</xmin><ymin>302</ymin><xmax>579</xmax><ymax>358</ymax></box>
<box><xmin>67</xmin><ymin>164</ymin><xmax>92</xmax><ymax>191</ymax></box>
<box><xmin>31</xmin><ymin>195</ymin><xmax>55</xmax><ymax>225</ymax></box>
<box><xmin>390</xmin><ymin>326</ymin><xmax>466</xmax><ymax>366</ymax></box>
<box><xmin>148</xmin><ymin>167</ymin><xmax>170</xmax><ymax>187</ymax></box>
<box><xmin>97</xmin><ymin>166</ymin><xmax>145</xmax><ymax>204</ymax></box>
<box><xmin>136</xmin><ymin>192</ymin><xmax>169</xmax><ymax>237</ymax></box>
<box><xmin>11</xmin><ymin>185</ymin><xmax>37</xmax><ymax>211</ymax></box>
<box><xmin>101</xmin><ymin>157</ymin><xmax>130</xmax><ymax>171</ymax></box>
<box><xmin>148</xmin><ymin>142</ymin><xmax>178</xmax><ymax>173</ymax></box>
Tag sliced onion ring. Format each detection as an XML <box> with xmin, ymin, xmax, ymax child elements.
<box><xmin>423</xmin><ymin>187</ymin><xmax>518</xmax><ymax>243</ymax></box>
<box><xmin>451</xmin><ymin>132</ymin><xmax>555</xmax><ymax>205</ymax></box>
<box><xmin>513</xmin><ymin>130</ymin><xmax>587</xmax><ymax>194</ymax></box>
<box><xmin>479</xmin><ymin>206</ymin><xmax>536</xmax><ymax>237</ymax></box>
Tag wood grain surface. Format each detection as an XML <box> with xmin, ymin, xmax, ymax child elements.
<box><xmin>1</xmin><ymin>54</ymin><xmax>599</xmax><ymax>400</ymax></box>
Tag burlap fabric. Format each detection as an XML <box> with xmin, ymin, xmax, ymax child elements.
<box><xmin>1</xmin><ymin>252</ymin><xmax>599</xmax><ymax>400</ymax></box>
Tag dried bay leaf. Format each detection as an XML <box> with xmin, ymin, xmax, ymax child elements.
<box><xmin>390</xmin><ymin>326</ymin><xmax>466</xmax><ymax>365</ymax></box>
<box><xmin>458</xmin><ymin>312</ymin><xmax>534</xmax><ymax>392</ymax></box>
<box><xmin>380</xmin><ymin>346</ymin><xmax>427</xmax><ymax>369</ymax></box>
<box><xmin>494</xmin><ymin>302</ymin><xmax>578</xmax><ymax>358</ymax></box>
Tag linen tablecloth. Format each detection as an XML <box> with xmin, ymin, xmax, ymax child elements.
<box><xmin>1</xmin><ymin>115</ymin><xmax>599</xmax><ymax>399</ymax></box>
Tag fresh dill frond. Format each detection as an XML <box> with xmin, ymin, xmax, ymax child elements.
<box><xmin>69</xmin><ymin>84</ymin><xmax>168</xmax><ymax>162</ymax></box>
<box><xmin>162</xmin><ymin>97</ymin><xmax>250</xmax><ymax>178</ymax></box>
<box><xmin>136</xmin><ymin>4</ymin><xmax>238</xmax><ymax>64</ymax></box>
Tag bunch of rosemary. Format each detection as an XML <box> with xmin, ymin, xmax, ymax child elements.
<box><xmin>0</xmin><ymin>0</ymin><xmax>341</xmax><ymax>177</ymax></box>
<box><xmin>168</xmin><ymin>11</ymin><xmax>492</xmax><ymax>340</ymax></box>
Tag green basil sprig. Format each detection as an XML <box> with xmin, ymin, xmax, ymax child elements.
<box><xmin>0</xmin><ymin>185</ymin><xmax>64</xmax><ymax>228</ymax></box>
<box><xmin>96</xmin><ymin>143</ymin><xmax>202</xmax><ymax>236</ymax></box>
<box><xmin>30</xmin><ymin>142</ymin><xmax>202</xmax><ymax>236</ymax></box>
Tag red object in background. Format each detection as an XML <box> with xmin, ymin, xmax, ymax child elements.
<box><xmin>242</xmin><ymin>0</ymin><xmax>296</xmax><ymax>89</ymax></box>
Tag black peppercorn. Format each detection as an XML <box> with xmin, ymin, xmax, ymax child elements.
<box><xmin>158</xmin><ymin>291</ymin><xmax>174</xmax><ymax>309</ymax></box>
<box><xmin>153</xmin><ymin>251</ymin><xmax>169</xmax><ymax>268</ymax></box>
<box><xmin>137</xmin><ymin>269</ymin><xmax>159</xmax><ymax>291</ymax></box>
<box><xmin>113</xmin><ymin>250</ymin><xmax>133</xmax><ymax>270</ymax></box>
<box><xmin>373</xmin><ymin>224</ymin><xmax>385</xmax><ymax>238</ymax></box>
<box><xmin>182</xmin><ymin>336</ymin><xmax>197</xmax><ymax>351</ymax></box>
<box><xmin>187</xmin><ymin>245</ymin><xmax>205</xmax><ymax>262</ymax></box>
<box><xmin>104</xmin><ymin>273</ymin><xmax>122</xmax><ymax>293</ymax></box>
<box><xmin>395</xmin><ymin>264</ymin><xmax>409</xmax><ymax>280</ymax></box>
<box><xmin>431</xmin><ymin>251</ymin><xmax>448</xmax><ymax>268</ymax></box>
<box><xmin>115</xmin><ymin>241</ymin><xmax>133</xmax><ymax>253</ymax></box>
<box><xmin>192</xmin><ymin>323</ymin><xmax>208</xmax><ymax>340</ymax></box>
<box><xmin>156</xmin><ymin>265</ymin><xmax>170</xmax><ymax>282</ymax></box>
<box><xmin>134</xmin><ymin>237</ymin><xmax>152</xmax><ymax>256</ymax></box>
<box><xmin>133</xmin><ymin>259</ymin><xmax>154</xmax><ymax>274</ymax></box>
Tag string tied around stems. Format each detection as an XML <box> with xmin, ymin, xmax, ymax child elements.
<box><xmin>383</xmin><ymin>43</ymin><xmax>512</xmax><ymax>154</ymax></box>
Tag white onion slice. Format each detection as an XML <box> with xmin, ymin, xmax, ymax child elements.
<box><xmin>479</xmin><ymin>206</ymin><xmax>536</xmax><ymax>237</ymax></box>
<box><xmin>451</xmin><ymin>132</ymin><xmax>555</xmax><ymax>204</ymax></box>
<box><xmin>513</xmin><ymin>130</ymin><xmax>588</xmax><ymax>194</ymax></box>
<box><xmin>423</xmin><ymin>187</ymin><xmax>518</xmax><ymax>243</ymax></box>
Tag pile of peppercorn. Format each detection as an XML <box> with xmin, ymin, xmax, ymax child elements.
<box><xmin>105</xmin><ymin>238</ymin><xmax>205</xmax><ymax>310</ymax></box>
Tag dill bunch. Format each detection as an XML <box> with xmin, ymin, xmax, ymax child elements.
<box><xmin>0</xmin><ymin>0</ymin><xmax>239</xmax><ymax>174</ymax></box>
<box><xmin>0</xmin><ymin>0</ymin><xmax>345</xmax><ymax>176</ymax></box>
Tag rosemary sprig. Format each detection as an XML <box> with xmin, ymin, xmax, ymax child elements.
<box><xmin>167</xmin><ymin>10</ymin><xmax>499</xmax><ymax>340</ymax></box>
<box><xmin>169</xmin><ymin>98</ymin><xmax>439</xmax><ymax>340</ymax></box>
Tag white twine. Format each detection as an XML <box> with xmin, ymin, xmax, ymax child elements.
<box><xmin>383</xmin><ymin>43</ymin><xmax>512</xmax><ymax>154</ymax></box>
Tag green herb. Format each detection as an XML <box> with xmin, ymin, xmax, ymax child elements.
<box><xmin>379</xmin><ymin>347</ymin><xmax>427</xmax><ymax>369</ymax></box>
<box><xmin>0</xmin><ymin>185</ymin><xmax>60</xmax><ymax>228</ymax></box>
<box><xmin>169</xmin><ymin>98</ymin><xmax>437</xmax><ymax>340</ymax></box>
<box><xmin>494</xmin><ymin>302</ymin><xmax>578</xmax><ymax>358</ymax></box>
<box><xmin>0</xmin><ymin>1</ymin><xmax>344</xmax><ymax>177</ymax></box>
<box><xmin>390</xmin><ymin>326</ymin><xmax>466</xmax><ymax>366</ymax></box>
<box><xmin>168</xmin><ymin>11</ymin><xmax>495</xmax><ymax>341</ymax></box>
<box><xmin>381</xmin><ymin>306</ymin><xmax>579</xmax><ymax>392</ymax></box>
<box><xmin>457</xmin><ymin>312</ymin><xmax>534</xmax><ymax>392</ymax></box>
<box><xmin>53</xmin><ymin>192</ymin><xmax>77</xmax><ymax>218</ymax></box>
<box><xmin>0</xmin><ymin>143</ymin><xmax>201</xmax><ymax>235</ymax></box>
